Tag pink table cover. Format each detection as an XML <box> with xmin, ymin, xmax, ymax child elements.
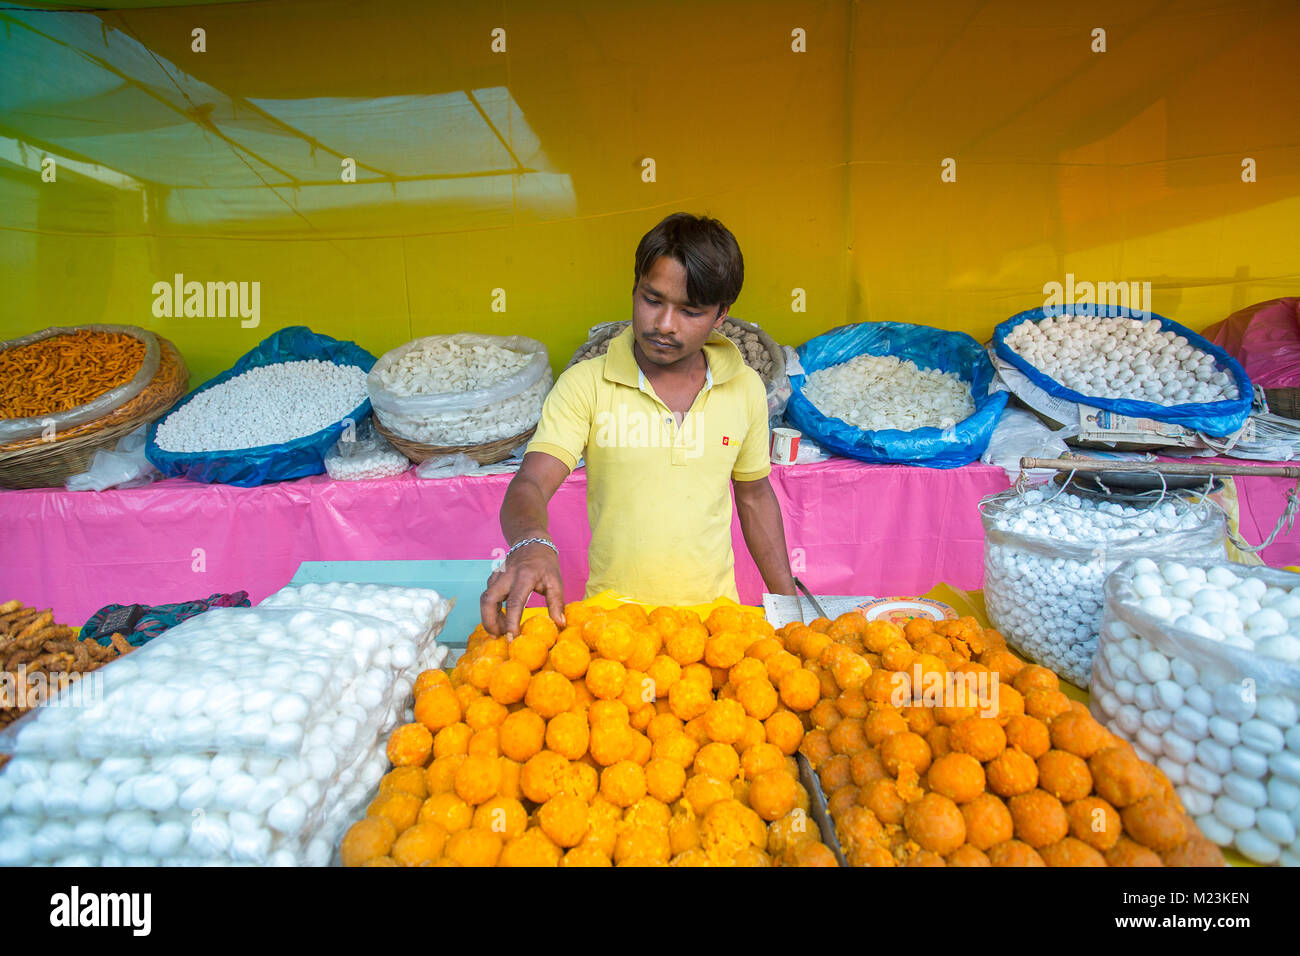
<box><xmin>4</xmin><ymin>457</ymin><xmax>1298</xmax><ymax>626</ymax></box>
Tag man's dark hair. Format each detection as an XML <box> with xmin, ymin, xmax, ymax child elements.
<box><xmin>634</xmin><ymin>213</ymin><xmax>744</xmax><ymax>317</ymax></box>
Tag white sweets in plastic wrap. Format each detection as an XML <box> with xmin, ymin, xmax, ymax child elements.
<box><xmin>1092</xmin><ymin>560</ymin><xmax>1300</xmax><ymax>866</ymax></box>
<box><xmin>982</xmin><ymin>489</ymin><xmax>1226</xmax><ymax>687</ymax></box>
<box><xmin>0</xmin><ymin>584</ymin><xmax>452</xmax><ymax>866</ymax></box>
<box><xmin>801</xmin><ymin>353</ymin><xmax>975</xmax><ymax>432</ymax></box>
<box><xmin>323</xmin><ymin>420</ymin><xmax>410</xmax><ymax>481</ymax></box>
<box><xmin>1004</xmin><ymin>314</ymin><xmax>1239</xmax><ymax>405</ymax></box>
<box><xmin>367</xmin><ymin>334</ymin><xmax>552</xmax><ymax>445</ymax></box>
<box><xmin>153</xmin><ymin>360</ymin><xmax>369</xmax><ymax>453</ymax></box>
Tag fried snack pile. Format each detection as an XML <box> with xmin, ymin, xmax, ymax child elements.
<box><xmin>0</xmin><ymin>330</ymin><xmax>147</xmax><ymax>419</ymax></box>
<box><xmin>0</xmin><ymin>601</ymin><xmax>133</xmax><ymax>728</ymax></box>
<box><xmin>341</xmin><ymin>601</ymin><xmax>836</xmax><ymax>867</ymax></box>
<box><xmin>784</xmin><ymin>613</ymin><xmax>1226</xmax><ymax>867</ymax></box>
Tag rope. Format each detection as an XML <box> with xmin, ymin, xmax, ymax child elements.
<box><xmin>1217</xmin><ymin>478</ymin><xmax>1300</xmax><ymax>555</ymax></box>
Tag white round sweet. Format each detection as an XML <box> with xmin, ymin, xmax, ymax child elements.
<box><xmin>1004</xmin><ymin>315</ymin><xmax>1239</xmax><ymax>405</ymax></box>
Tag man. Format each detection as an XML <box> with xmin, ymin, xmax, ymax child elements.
<box><xmin>480</xmin><ymin>213</ymin><xmax>796</xmax><ymax>636</ymax></box>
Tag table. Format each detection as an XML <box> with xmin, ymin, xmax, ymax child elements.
<box><xmin>4</xmin><ymin>457</ymin><xmax>1298</xmax><ymax>627</ymax></box>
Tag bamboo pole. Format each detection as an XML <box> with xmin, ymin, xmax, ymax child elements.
<box><xmin>1020</xmin><ymin>457</ymin><xmax>1300</xmax><ymax>479</ymax></box>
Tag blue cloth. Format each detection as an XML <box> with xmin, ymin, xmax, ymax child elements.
<box><xmin>992</xmin><ymin>306</ymin><xmax>1253</xmax><ymax>437</ymax></box>
<box><xmin>145</xmin><ymin>326</ymin><xmax>376</xmax><ymax>486</ymax></box>
<box><xmin>785</xmin><ymin>322</ymin><xmax>1007</xmax><ymax>468</ymax></box>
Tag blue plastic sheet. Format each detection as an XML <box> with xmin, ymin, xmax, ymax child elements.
<box><xmin>786</xmin><ymin>322</ymin><xmax>1008</xmax><ymax>468</ymax></box>
<box><xmin>992</xmin><ymin>306</ymin><xmax>1253</xmax><ymax>437</ymax></box>
<box><xmin>146</xmin><ymin>326</ymin><xmax>376</xmax><ymax>486</ymax></box>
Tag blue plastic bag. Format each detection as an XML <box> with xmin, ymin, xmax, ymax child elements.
<box><xmin>146</xmin><ymin>326</ymin><xmax>376</xmax><ymax>486</ymax></box>
<box><xmin>785</xmin><ymin>322</ymin><xmax>1008</xmax><ymax>468</ymax></box>
<box><xmin>992</xmin><ymin>306</ymin><xmax>1253</xmax><ymax>437</ymax></box>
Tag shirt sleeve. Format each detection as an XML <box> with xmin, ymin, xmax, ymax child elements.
<box><xmin>731</xmin><ymin>370</ymin><xmax>772</xmax><ymax>482</ymax></box>
<box><xmin>525</xmin><ymin>364</ymin><xmax>594</xmax><ymax>471</ymax></box>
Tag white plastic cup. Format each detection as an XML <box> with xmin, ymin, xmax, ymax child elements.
<box><xmin>770</xmin><ymin>427</ymin><xmax>802</xmax><ymax>465</ymax></box>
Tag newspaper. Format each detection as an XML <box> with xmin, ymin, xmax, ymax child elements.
<box><xmin>761</xmin><ymin>593</ymin><xmax>877</xmax><ymax>629</ymax></box>
<box><xmin>989</xmin><ymin>349</ymin><xmax>1081</xmax><ymax>434</ymax></box>
<box><xmin>1075</xmin><ymin>404</ymin><xmax>1204</xmax><ymax>448</ymax></box>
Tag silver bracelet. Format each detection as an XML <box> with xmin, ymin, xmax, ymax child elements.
<box><xmin>506</xmin><ymin>536</ymin><xmax>558</xmax><ymax>560</ymax></box>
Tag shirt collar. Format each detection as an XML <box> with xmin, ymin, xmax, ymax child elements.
<box><xmin>604</xmin><ymin>324</ymin><xmax>745</xmax><ymax>388</ymax></box>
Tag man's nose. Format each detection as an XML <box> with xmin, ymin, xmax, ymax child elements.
<box><xmin>654</xmin><ymin>306</ymin><xmax>679</xmax><ymax>334</ymax></box>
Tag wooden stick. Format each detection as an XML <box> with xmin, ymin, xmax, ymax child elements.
<box><xmin>1020</xmin><ymin>457</ymin><xmax>1300</xmax><ymax>479</ymax></box>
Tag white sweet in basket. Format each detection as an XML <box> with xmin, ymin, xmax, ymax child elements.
<box><xmin>0</xmin><ymin>584</ymin><xmax>452</xmax><ymax>866</ymax></box>
<box><xmin>1092</xmin><ymin>559</ymin><xmax>1300</xmax><ymax>866</ymax></box>
<box><xmin>154</xmin><ymin>360</ymin><xmax>369</xmax><ymax>453</ymax></box>
<box><xmin>802</xmin><ymin>353</ymin><xmax>974</xmax><ymax>431</ymax></box>
<box><xmin>1004</xmin><ymin>314</ymin><xmax>1238</xmax><ymax>405</ymax></box>
<box><xmin>368</xmin><ymin>334</ymin><xmax>552</xmax><ymax>445</ymax></box>
<box><xmin>982</xmin><ymin>487</ymin><xmax>1226</xmax><ymax>687</ymax></box>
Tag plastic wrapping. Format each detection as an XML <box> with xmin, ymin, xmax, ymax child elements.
<box><xmin>145</xmin><ymin>326</ymin><xmax>376</xmax><ymax>487</ymax></box>
<box><xmin>785</xmin><ymin>321</ymin><xmax>1008</xmax><ymax>467</ymax></box>
<box><xmin>65</xmin><ymin>423</ymin><xmax>160</xmax><ymax>492</ymax></box>
<box><xmin>981</xmin><ymin>490</ymin><xmax>1227</xmax><ymax>687</ymax></box>
<box><xmin>0</xmin><ymin>714</ymin><xmax>403</xmax><ymax>865</ymax></box>
<box><xmin>414</xmin><ymin>451</ymin><xmax>484</xmax><ymax>479</ymax></box>
<box><xmin>992</xmin><ymin>306</ymin><xmax>1253</xmax><ymax>437</ymax></box>
<box><xmin>323</xmin><ymin>416</ymin><xmax>409</xmax><ymax>481</ymax></box>
<box><xmin>1092</xmin><ymin>560</ymin><xmax>1300</xmax><ymax>866</ymax></box>
<box><xmin>0</xmin><ymin>325</ymin><xmax>161</xmax><ymax>442</ymax></box>
<box><xmin>257</xmin><ymin>581</ymin><xmax>454</xmax><ymax>643</ymax></box>
<box><xmin>367</xmin><ymin>333</ymin><xmax>551</xmax><ymax>445</ymax></box>
<box><xmin>1206</xmin><ymin>298</ymin><xmax>1300</xmax><ymax>389</ymax></box>
<box><xmin>0</xmin><ymin>607</ymin><xmax>403</xmax><ymax>760</ymax></box>
<box><xmin>979</xmin><ymin>407</ymin><xmax>1071</xmax><ymax>482</ymax></box>
<box><xmin>725</xmin><ymin>315</ymin><xmax>789</xmax><ymax>417</ymax></box>
<box><xmin>0</xmin><ymin>584</ymin><xmax>452</xmax><ymax>866</ymax></box>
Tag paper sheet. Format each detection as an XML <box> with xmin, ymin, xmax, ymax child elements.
<box><xmin>761</xmin><ymin>593</ymin><xmax>877</xmax><ymax>628</ymax></box>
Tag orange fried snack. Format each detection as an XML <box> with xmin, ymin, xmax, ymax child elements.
<box><xmin>0</xmin><ymin>329</ymin><xmax>147</xmax><ymax>419</ymax></box>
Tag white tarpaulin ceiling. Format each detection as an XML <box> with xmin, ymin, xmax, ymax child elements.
<box><xmin>0</xmin><ymin>2</ymin><xmax>575</xmax><ymax>229</ymax></box>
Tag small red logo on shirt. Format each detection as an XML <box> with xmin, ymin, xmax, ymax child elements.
<box><xmin>721</xmin><ymin>436</ymin><xmax>731</xmax><ymax>445</ymax></box>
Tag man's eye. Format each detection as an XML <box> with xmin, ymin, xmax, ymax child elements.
<box><xmin>684</xmin><ymin>311</ymin><xmax>702</xmax><ymax>318</ymax></box>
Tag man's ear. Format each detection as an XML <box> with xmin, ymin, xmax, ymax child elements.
<box><xmin>713</xmin><ymin>304</ymin><xmax>730</xmax><ymax>328</ymax></box>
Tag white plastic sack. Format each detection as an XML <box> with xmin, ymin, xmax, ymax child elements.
<box><xmin>367</xmin><ymin>333</ymin><xmax>551</xmax><ymax>445</ymax></box>
<box><xmin>65</xmin><ymin>424</ymin><xmax>160</xmax><ymax>491</ymax></box>
<box><xmin>323</xmin><ymin>416</ymin><xmax>410</xmax><ymax>480</ymax></box>
<box><xmin>981</xmin><ymin>489</ymin><xmax>1226</xmax><ymax>687</ymax></box>
<box><xmin>980</xmin><ymin>406</ymin><xmax>1072</xmax><ymax>482</ymax></box>
<box><xmin>1093</xmin><ymin>560</ymin><xmax>1300</xmax><ymax>866</ymax></box>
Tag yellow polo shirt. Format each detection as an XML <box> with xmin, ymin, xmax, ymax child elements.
<box><xmin>527</xmin><ymin>326</ymin><xmax>772</xmax><ymax>605</ymax></box>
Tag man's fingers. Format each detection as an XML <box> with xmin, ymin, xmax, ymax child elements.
<box><xmin>543</xmin><ymin>572</ymin><xmax>567</xmax><ymax>629</ymax></box>
<box><xmin>502</xmin><ymin>577</ymin><xmax>534</xmax><ymax>639</ymax></box>
<box><xmin>479</xmin><ymin>593</ymin><xmax>505</xmax><ymax>636</ymax></box>
<box><xmin>479</xmin><ymin>572</ymin><xmax>512</xmax><ymax>636</ymax></box>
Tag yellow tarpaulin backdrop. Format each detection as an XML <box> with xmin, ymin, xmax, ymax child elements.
<box><xmin>2</xmin><ymin>0</ymin><xmax>1297</xmax><ymax>384</ymax></box>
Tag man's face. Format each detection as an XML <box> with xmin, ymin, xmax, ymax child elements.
<box><xmin>631</xmin><ymin>256</ymin><xmax>727</xmax><ymax>368</ymax></box>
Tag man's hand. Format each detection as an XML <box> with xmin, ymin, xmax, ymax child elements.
<box><xmin>480</xmin><ymin>541</ymin><xmax>567</xmax><ymax>638</ymax></box>
<box><xmin>481</xmin><ymin>451</ymin><xmax>572</xmax><ymax>637</ymax></box>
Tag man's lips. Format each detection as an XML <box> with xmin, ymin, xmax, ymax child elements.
<box><xmin>646</xmin><ymin>338</ymin><xmax>678</xmax><ymax>350</ymax></box>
